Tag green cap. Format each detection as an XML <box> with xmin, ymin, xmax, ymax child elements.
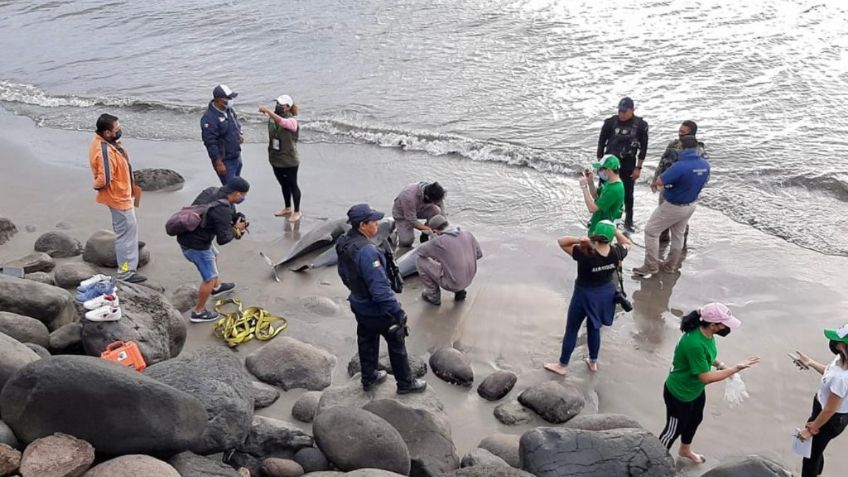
<box><xmin>589</xmin><ymin>220</ymin><xmax>616</xmax><ymax>243</ymax></box>
<box><xmin>592</xmin><ymin>154</ymin><xmax>620</xmax><ymax>171</ymax></box>
<box><xmin>824</xmin><ymin>324</ymin><xmax>848</xmax><ymax>343</ymax></box>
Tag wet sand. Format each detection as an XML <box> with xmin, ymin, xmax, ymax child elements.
<box><xmin>1</xmin><ymin>109</ymin><xmax>846</xmax><ymax>476</ymax></box>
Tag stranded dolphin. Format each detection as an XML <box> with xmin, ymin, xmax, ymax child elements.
<box><xmin>395</xmin><ymin>246</ymin><xmax>422</xmax><ymax>278</ymax></box>
<box><xmin>291</xmin><ymin>218</ymin><xmax>398</xmax><ymax>272</ymax></box>
<box><xmin>275</xmin><ymin>218</ymin><xmax>350</xmax><ymax>268</ymax></box>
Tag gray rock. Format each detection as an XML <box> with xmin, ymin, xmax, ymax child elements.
<box><xmin>0</xmin><ymin>443</ymin><xmax>21</xmax><ymax>477</ymax></box>
<box><xmin>4</xmin><ymin>252</ymin><xmax>54</xmax><ymax>273</ymax></box>
<box><xmin>55</xmin><ymin>222</ymin><xmax>72</xmax><ymax>230</ymax></box>
<box><xmin>24</xmin><ymin>271</ymin><xmax>54</xmax><ymax>285</ymax></box>
<box><xmin>294</xmin><ymin>447</ymin><xmax>330</xmax><ymax>473</ymax></box>
<box><xmin>700</xmin><ymin>455</ymin><xmax>794</xmax><ymax>477</ymax></box>
<box><xmin>82</xmin><ymin>229</ymin><xmax>150</xmax><ymax>269</ymax></box>
<box><xmin>0</xmin><ymin>275</ymin><xmax>79</xmax><ymax>331</ymax></box>
<box><xmin>83</xmin><ymin>454</ymin><xmax>180</xmax><ymax>477</ymax></box>
<box><xmin>48</xmin><ymin>322</ymin><xmax>83</xmax><ymax>354</ymax></box>
<box><xmin>262</xmin><ymin>458</ymin><xmax>304</xmax><ymax>477</ymax></box>
<box><xmin>0</xmin><ymin>355</ymin><xmax>208</xmax><ymax>455</ymax></box>
<box><xmin>428</xmin><ymin>348</ymin><xmax>473</xmax><ymax>386</ymax></box>
<box><xmin>493</xmin><ymin>401</ymin><xmax>534</xmax><ymax>426</ymax></box>
<box><xmin>0</xmin><ymin>217</ymin><xmax>17</xmax><ymax>245</ymax></box>
<box><xmin>168</xmin><ymin>451</ymin><xmax>241</xmax><ymax>477</ymax></box>
<box><xmin>517</xmin><ymin>381</ymin><xmax>584</xmax><ymax>424</ymax></box>
<box><xmin>441</xmin><ymin>466</ymin><xmax>534</xmax><ymax>477</ymax></box>
<box><xmin>317</xmin><ymin>376</ymin><xmax>446</xmax><ymax>422</ymax></box>
<box><xmin>133</xmin><ymin>168</ymin><xmax>185</xmax><ymax>191</ymax></box>
<box><xmin>24</xmin><ymin>343</ymin><xmax>51</xmax><ymax>359</ymax></box>
<box><xmin>363</xmin><ymin>399</ymin><xmax>458</xmax><ymax>477</ymax></box>
<box><xmin>0</xmin><ymin>311</ymin><xmax>50</xmax><ymax>347</ymax></box>
<box><xmin>313</xmin><ymin>406</ymin><xmax>410</xmax><ymax>475</ymax></box>
<box><xmin>300</xmin><ymin>296</ymin><xmax>340</xmax><ymax>316</ymax></box>
<box><xmin>239</xmin><ymin>416</ymin><xmax>314</xmax><ymax>458</ymax></box>
<box><xmin>0</xmin><ymin>331</ymin><xmax>41</xmax><ymax>390</ymax></box>
<box><xmin>25</xmin><ymin>224</ymin><xmax>37</xmax><ymax>233</ymax></box>
<box><xmin>461</xmin><ymin>448</ymin><xmax>509</xmax><ymax>468</ymax></box>
<box><xmin>169</xmin><ymin>283</ymin><xmax>199</xmax><ymax>313</ymax></box>
<box><xmin>52</xmin><ymin>263</ymin><xmax>98</xmax><ymax>289</ymax></box>
<box><xmin>252</xmin><ymin>381</ymin><xmax>281</xmax><ymax>410</ymax></box>
<box><xmin>19</xmin><ymin>433</ymin><xmax>94</xmax><ymax>477</ymax></box>
<box><xmin>291</xmin><ymin>391</ymin><xmax>322</xmax><ymax>423</ymax></box>
<box><xmin>144</xmin><ymin>347</ymin><xmax>254</xmax><ymax>454</ymax></box>
<box><xmin>34</xmin><ymin>232</ymin><xmax>83</xmax><ymax>258</ymax></box>
<box><xmin>563</xmin><ymin>413</ymin><xmax>643</xmax><ymax>431</ymax></box>
<box><xmin>246</xmin><ymin>337</ymin><xmax>336</xmax><ymax>391</ymax></box>
<box><xmin>477</xmin><ymin>371</ymin><xmax>517</xmax><ymax>401</ymax></box>
<box><xmin>0</xmin><ymin>421</ymin><xmax>19</xmax><ymax>449</ymax></box>
<box><xmin>478</xmin><ymin>434</ymin><xmax>520</xmax><ymax>468</ymax></box>
<box><xmin>347</xmin><ymin>352</ymin><xmax>428</xmax><ymax>379</ymax></box>
<box><xmin>519</xmin><ymin>427</ymin><xmax>675</xmax><ymax>477</ymax></box>
<box><xmin>81</xmin><ymin>281</ymin><xmax>186</xmax><ymax>366</ymax></box>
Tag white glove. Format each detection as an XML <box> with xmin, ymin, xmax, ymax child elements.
<box><xmin>724</xmin><ymin>373</ymin><xmax>749</xmax><ymax>408</ymax></box>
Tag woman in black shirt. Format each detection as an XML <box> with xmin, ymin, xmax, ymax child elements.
<box><xmin>545</xmin><ymin>220</ymin><xmax>631</xmax><ymax>376</ymax></box>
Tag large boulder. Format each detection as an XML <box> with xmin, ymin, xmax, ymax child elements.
<box><xmin>0</xmin><ymin>331</ymin><xmax>41</xmax><ymax>390</ymax></box>
<box><xmin>478</xmin><ymin>434</ymin><xmax>520</xmax><ymax>468</ymax></box>
<box><xmin>83</xmin><ymin>454</ymin><xmax>180</xmax><ymax>477</ymax></box>
<box><xmin>48</xmin><ymin>322</ymin><xmax>84</xmax><ymax>354</ymax></box>
<box><xmin>363</xmin><ymin>399</ymin><xmax>458</xmax><ymax>477</ymax></box>
<box><xmin>82</xmin><ymin>229</ymin><xmax>150</xmax><ymax>269</ymax></box>
<box><xmin>0</xmin><ymin>311</ymin><xmax>50</xmax><ymax>347</ymax></box>
<box><xmin>493</xmin><ymin>401</ymin><xmax>534</xmax><ymax>426</ymax></box>
<box><xmin>0</xmin><ymin>355</ymin><xmax>208</xmax><ymax>455</ymax></box>
<box><xmin>3</xmin><ymin>252</ymin><xmax>54</xmax><ymax>273</ymax></box>
<box><xmin>253</xmin><ymin>381</ymin><xmax>282</xmax><ymax>410</ymax></box>
<box><xmin>563</xmin><ymin>413</ymin><xmax>643</xmax><ymax>431</ymax></box>
<box><xmin>477</xmin><ymin>371</ymin><xmax>517</xmax><ymax>401</ymax></box>
<box><xmin>133</xmin><ymin>168</ymin><xmax>185</xmax><ymax>191</ymax></box>
<box><xmin>441</xmin><ymin>466</ymin><xmax>534</xmax><ymax>477</ymax></box>
<box><xmin>517</xmin><ymin>381</ymin><xmax>584</xmax><ymax>424</ymax></box>
<box><xmin>294</xmin><ymin>447</ymin><xmax>330</xmax><ymax>473</ymax></box>
<box><xmin>81</xmin><ymin>281</ymin><xmax>186</xmax><ymax>365</ymax></box>
<box><xmin>246</xmin><ymin>337</ymin><xmax>336</xmax><ymax>391</ymax></box>
<box><xmin>519</xmin><ymin>427</ymin><xmax>675</xmax><ymax>477</ymax></box>
<box><xmin>313</xmin><ymin>406</ymin><xmax>410</xmax><ymax>475</ymax></box>
<box><xmin>52</xmin><ymin>263</ymin><xmax>98</xmax><ymax>289</ymax></box>
<box><xmin>317</xmin><ymin>376</ymin><xmax>446</xmax><ymax>422</ymax></box>
<box><xmin>428</xmin><ymin>348</ymin><xmax>473</xmax><ymax>386</ymax></box>
<box><xmin>34</xmin><ymin>232</ymin><xmax>83</xmax><ymax>258</ymax></box>
<box><xmin>291</xmin><ymin>391</ymin><xmax>322</xmax><ymax>423</ymax></box>
<box><xmin>700</xmin><ymin>455</ymin><xmax>794</xmax><ymax>477</ymax></box>
<box><xmin>239</xmin><ymin>416</ymin><xmax>314</xmax><ymax>459</ymax></box>
<box><xmin>347</xmin><ymin>352</ymin><xmax>428</xmax><ymax>379</ymax></box>
<box><xmin>0</xmin><ymin>421</ymin><xmax>19</xmax><ymax>449</ymax></box>
<box><xmin>144</xmin><ymin>347</ymin><xmax>254</xmax><ymax>454</ymax></box>
<box><xmin>168</xmin><ymin>451</ymin><xmax>241</xmax><ymax>477</ymax></box>
<box><xmin>461</xmin><ymin>448</ymin><xmax>509</xmax><ymax>468</ymax></box>
<box><xmin>0</xmin><ymin>217</ymin><xmax>17</xmax><ymax>245</ymax></box>
<box><xmin>0</xmin><ymin>443</ymin><xmax>21</xmax><ymax>476</ymax></box>
<box><xmin>19</xmin><ymin>433</ymin><xmax>94</xmax><ymax>477</ymax></box>
<box><xmin>0</xmin><ymin>275</ymin><xmax>79</xmax><ymax>331</ymax></box>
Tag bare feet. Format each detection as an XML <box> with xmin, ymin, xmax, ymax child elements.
<box><xmin>678</xmin><ymin>450</ymin><xmax>705</xmax><ymax>464</ymax></box>
<box><xmin>543</xmin><ymin>362</ymin><xmax>568</xmax><ymax>376</ymax></box>
<box><xmin>274</xmin><ymin>208</ymin><xmax>292</xmax><ymax>217</ymax></box>
<box><xmin>289</xmin><ymin>211</ymin><xmax>302</xmax><ymax>222</ymax></box>
<box><xmin>584</xmin><ymin>357</ymin><xmax>598</xmax><ymax>373</ymax></box>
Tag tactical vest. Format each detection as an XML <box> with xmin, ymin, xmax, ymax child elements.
<box><xmin>605</xmin><ymin>116</ymin><xmax>645</xmax><ymax>165</ymax></box>
<box><xmin>337</xmin><ymin>233</ymin><xmax>372</xmax><ymax>300</ymax></box>
<box><xmin>267</xmin><ymin>114</ymin><xmax>299</xmax><ymax>168</ymax></box>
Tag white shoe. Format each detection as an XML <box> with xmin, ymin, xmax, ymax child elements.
<box><xmin>83</xmin><ymin>293</ymin><xmax>119</xmax><ymax>310</ymax></box>
<box><xmin>78</xmin><ymin>274</ymin><xmax>110</xmax><ymax>290</ymax></box>
<box><xmin>85</xmin><ymin>305</ymin><xmax>122</xmax><ymax>322</ymax></box>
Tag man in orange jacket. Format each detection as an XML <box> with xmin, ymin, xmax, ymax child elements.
<box><xmin>88</xmin><ymin>114</ymin><xmax>146</xmax><ymax>283</ymax></box>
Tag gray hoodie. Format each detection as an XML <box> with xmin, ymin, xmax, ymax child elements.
<box><xmin>418</xmin><ymin>227</ymin><xmax>482</xmax><ymax>290</ymax></box>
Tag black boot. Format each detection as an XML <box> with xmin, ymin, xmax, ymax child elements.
<box><xmin>397</xmin><ymin>379</ymin><xmax>427</xmax><ymax>394</ymax></box>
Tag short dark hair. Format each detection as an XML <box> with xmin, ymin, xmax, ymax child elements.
<box><xmin>681</xmin><ymin>120</ymin><xmax>698</xmax><ymax>136</ymax></box>
<box><xmin>424</xmin><ymin>182</ymin><xmax>445</xmax><ymax>203</ymax></box>
<box><xmin>96</xmin><ymin>114</ymin><xmax>119</xmax><ymax>134</ymax></box>
<box><xmin>680</xmin><ymin>135</ymin><xmax>699</xmax><ymax>149</ymax></box>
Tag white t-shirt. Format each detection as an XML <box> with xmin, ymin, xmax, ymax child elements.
<box><xmin>818</xmin><ymin>357</ymin><xmax>848</xmax><ymax>414</ymax></box>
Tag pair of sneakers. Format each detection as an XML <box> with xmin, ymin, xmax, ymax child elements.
<box><xmin>82</xmin><ymin>289</ymin><xmax>122</xmax><ymax>322</ymax></box>
<box><xmin>75</xmin><ymin>276</ymin><xmax>117</xmax><ymax>303</ymax></box>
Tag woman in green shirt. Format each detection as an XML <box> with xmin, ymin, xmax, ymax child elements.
<box><xmin>658</xmin><ymin>303</ymin><xmax>759</xmax><ymax>464</ymax></box>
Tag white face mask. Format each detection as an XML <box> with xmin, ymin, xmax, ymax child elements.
<box><xmin>598</xmin><ymin>170</ymin><xmax>609</xmax><ymax>181</ymax></box>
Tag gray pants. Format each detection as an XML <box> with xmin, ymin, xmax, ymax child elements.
<box><xmin>395</xmin><ymin>204</ymin><xmax>441</xmax><ymax>247</ymax></box>
<box><xmin>643</xmin><ymin>201</ymin><xmax>696</xmax><ymax>269</ymax></box>
<box><xmin>109</xmin><ymin>207</ymin><xmax>139</xmax><ymax>279</ymax></box>
<box><xmin>417</xmin><ymin>256</ymin><xmax>447</xmax><ymax>302</ymax></box>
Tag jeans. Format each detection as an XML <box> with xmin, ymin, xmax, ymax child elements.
<box><xmin>217</xmin><ymin>157</ymin><xmax>243</xmax><ymax>186</ymax></box>
<box><xmin>182</xmin><ymin>246</ymin><xmax>218</xmax><ymax>282</ymax></box>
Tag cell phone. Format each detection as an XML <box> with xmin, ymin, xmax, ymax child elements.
<box><xmin>787</xmin><ymin>352</ymin><xmax>809</xmax><ymax>370</ymax></box>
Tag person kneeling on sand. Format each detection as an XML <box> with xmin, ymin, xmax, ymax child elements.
<box><xmin>416</xmin><ymin>215</ymin><xmax>483</xmax><ymax>306</ymax></box>
<box><xmin>392</xmin><ymin>181</ymin><xmax>446</xmax><ymax>247</ymax></box>
<box><xmin>176</xmin><ymin>177</ymin><xmax>249</xmax><ymax>322</ymax></box>
<box><xmin>659</xmin><ymin>303</ymin><xmax>759</xmax><ymax>465</ymax></box>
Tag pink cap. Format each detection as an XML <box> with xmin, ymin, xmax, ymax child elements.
<box><xmin>700</xmin><ymin>302</ymin><xmax>742</xmax><ymax>329</ymax></box>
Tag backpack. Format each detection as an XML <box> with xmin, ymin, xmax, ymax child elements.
<box><xmin>165</xmin><ymin>199</ymin><xmax>229</xmax><ymax>236</ymax></box>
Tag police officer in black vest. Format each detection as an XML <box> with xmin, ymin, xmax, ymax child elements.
<box><xmin>336</xmin><ymin>204</ymin><xmax>427</xmax><ymax>394</ymax></box>
<box><xmin>597</xmin><ymin>97</ymin><xmax>649</xmax><ymax>231</ymax></box>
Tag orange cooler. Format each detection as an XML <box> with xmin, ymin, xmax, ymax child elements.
<box><xmin>100</xmin><ymin>341</ymin><xmax>147</xmax><ymax>371</ymax></box>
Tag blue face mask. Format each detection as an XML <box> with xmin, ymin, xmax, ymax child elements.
<box><xmin>235</xmin><ymin>195</ymin><xmax>245</xmax><ymax>204</ymax></box>
<box><xmin>598</xmin><ymin>170</ymin><xmax>609</xmax><ymax>181</ymax></box>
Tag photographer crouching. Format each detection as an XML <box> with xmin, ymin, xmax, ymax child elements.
<box><xmin>176</xmin><ymin>177</ymin><xmax>249</xmax><ymax>323</ymax></box>
<box><xmin>336</xmin><ymin>204</ymin><xmax>427</xmax><ymax>394</ymax></box>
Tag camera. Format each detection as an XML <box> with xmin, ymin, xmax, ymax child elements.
<box><xmin>233</xmin><ymin>212</ymin><xmax>250</xmax><ymax>239</ymax></box>
<box><xmin>614</xmin><ymin>290</ymin><xmax>633</xmax><ymax>312</ymax></box>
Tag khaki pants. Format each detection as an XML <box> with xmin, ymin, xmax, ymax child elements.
<box><xmin>643</xmin><ymin>201</ymin><xmax>696</xmax><ymax>269</ymax></box>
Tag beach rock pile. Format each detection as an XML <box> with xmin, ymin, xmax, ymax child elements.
<box><xmin>477</xmin><ymin>370</ymin><xmax>517</xmax><ymax>401</ymax></box>
<box><xmin>700</xmin><ymin>455</ymin><xmax>794</xmax><ymax>477</ymax></box>
<box><xmin>246</xmin><ymin>337</ymin><xmax>337</xmax><ymax>391</ymax></box>
<box><xmin>133</xmin><ymin>168</ymin><xmax>185</xmax><ymax>191</ymax></box>
<box><xmin>0</xmin><ymin>217</ymin><xmax>16</xmax><ymax>245</ymax></box>
<box><xmin>517</xmin><ymin>381</ymin><xmax>585</xmax><ymax>424</ymax></box>
<box><xmin>0</xmin><ymin>275</ymin><xmax>79</xmax><ymax>330</ymax></box>
<box><xmin>429</xmin><ymin>347</ymin><xmax>474</xmax><ymax>386</ymax></box>
<box><xmin>82</xmin><ymin>229</ymin><xmax>150</xmax><ymax>268</ymax></box>
<box><xmin>347</xmin><ymin>351</ymin><xmax>428</xmax><ymax>379</ymax></box>
<box><xmin>3</xmin><ymin>251</ymin><xmax>54</xmax><ymax>273</ymax></box>
<box><xmin>34</xmin><ymin>231</ymin><xmax>83</xmax><ymax>258</ymax></box>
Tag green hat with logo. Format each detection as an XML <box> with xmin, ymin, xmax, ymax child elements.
<box><xmin>589</xmin><ymin>220</ymin><xmax>616</xmax><ymax>243</ymax></box>
<box><xmin>824</xmin><ymin>323</ymin><xmax>848</xmax><ymax>343</ymax></box>
<box><xmin>592</xmin><ymin>154</ymin><xmax>620</xmax><ymax>171</ymax></box>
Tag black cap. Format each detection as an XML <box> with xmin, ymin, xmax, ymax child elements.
<box><xmin>347</xmin><ymin>203</ymin><xmax>384</xmax><ymax>225</ymax></box>
<box><xmin>618</xmin><ymin>97</ymin><xmax>635</xmax><ymax>111</ymax></box>
<box><xmin>222</xmin><ymin>177</ymin><xmax>250</xmax><ymax>193</ymax></box>
<box><xmin>213</xmin><ymin>84</ymin><xmax>238</xmax><ymax>99</ymax></box>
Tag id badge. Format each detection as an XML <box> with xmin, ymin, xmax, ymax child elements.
<box><xmin>272</xmin><ymin>139</ymin><xmax>281</xmax><ymax>150</ymax></box>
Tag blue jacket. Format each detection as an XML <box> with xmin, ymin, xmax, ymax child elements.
<box><xmin>661</xmin><ymin>148</ymin><xmax>710</xmax><ymax>205</ymax></box>
<box><xmin>201</xmin><ymin>101</ymin><xmax>242</xmax><ymax>163</ymax></box>
<box><xmin>336</xmin><ymin>231</ymin><xmax>402</xmax><ymax>318</ymax></box>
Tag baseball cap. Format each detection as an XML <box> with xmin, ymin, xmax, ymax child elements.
<box><xmin>222</xmin><ymin>177</ymin><xmax>250</xmax><ymax>193</ymax></box>
<box><xmin>618</xmin><ymin>97</ymin><xmax>635</xmax><ymax>111</ymax></box>
<box><xmin>700</xmin><ymin>303</ymin><xmax>742</xmax><ymax>329</ymax></box>
<box><xmin>275</xmin><ymin>95</ymin><xmax>293</xmax><ymax>106</ymax></box>
<box><xmin>347</xmin><ymin>203</ymin><xmax>384</xmax><ymax>224</ymax></box>
<box><xmin>213</xmin><ymin>84</ymin><xmax>238</xmax><ymax>99</ymax></box>
<box><xmin>592</xmin><ymin>154</ymin><xmax>621</xmax><ymax>171</ymax></box>
<box><xmin>824</xmin><ymin>323</ymin><xmax>848</xmax><ymax>344</ymax></box>
<box><xmin>589</xmin><ymin>220</ymin><xmax>616</xmax><ymax>243</ymax></box>
<box><xmin>427</xmin><ymin>214</ymin><xmax>449</xmax><ymax>230</ymax></box>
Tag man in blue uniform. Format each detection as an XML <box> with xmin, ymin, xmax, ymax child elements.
<box><xmin>201</xmin><ymin>84</ymin><xmax>243</xmax><ymax>185</ymax></box>
<box><xmin>336</xmin><ymin>204</ymin><xmax>427</xmax><ymax>394</ymax></box>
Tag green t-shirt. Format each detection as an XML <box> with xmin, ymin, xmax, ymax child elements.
<box><xmin>665</xmin><ymin>329</ymin><xmax>717</xmax><ymax>402</ymax></box>
<box><xmin>589</xmin><ymin>180</ymin><xmax>624</xmax><ymax>230</ymax></box>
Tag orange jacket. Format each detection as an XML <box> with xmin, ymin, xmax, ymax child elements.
<box><xmin>88</xmin><ymin>134</ymin><xmax>135</xmax><ymax>210</ymax></box>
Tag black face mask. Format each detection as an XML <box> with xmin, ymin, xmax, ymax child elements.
<box><xmin>715</xmin><ymin>327</ymin><xmax>731</xmax><ymax>337</ymax></box>
<box><xmin>113</xmin><ymin>129</ymin><xmax>122</xmax><ymax>141</ymax></box>
<box><xmin>275</xmin><ymin>104</ymin><xmax>287</xmax><ymax>115</ymax></box>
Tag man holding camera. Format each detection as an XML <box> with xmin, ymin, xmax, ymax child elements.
<box><xmin>581</xmin><ymin>154</ymin><xmax>625</xmax><ymax>231</ymax></box>
<box><xmin>176</xmin><ymin>177</ymin><xmax>249</xmax><ymax>322</ymax></box>
<box><xmin>337</xmin><ymin>203</ymin><xmax>427</xmax><ymax>394</ymax></box>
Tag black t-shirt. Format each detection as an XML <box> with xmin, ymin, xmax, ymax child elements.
<box><xmin>572</xmin><ymin>244</ymin><xmax>628</xmax><ymax>287</ymax></box>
